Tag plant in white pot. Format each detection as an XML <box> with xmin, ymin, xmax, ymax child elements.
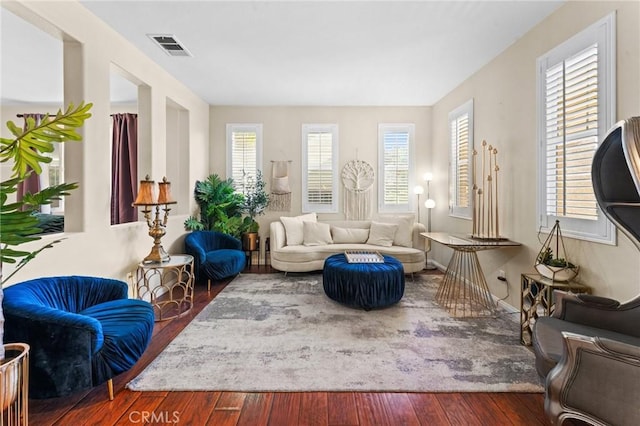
<box><xmin>0</xmin><ymin>103</ymin><xmax>91</xmax><ymax>416</ymax></box>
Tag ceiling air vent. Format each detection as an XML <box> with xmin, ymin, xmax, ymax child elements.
<box><xmin>147</xmin><ymin>34</ymin><xmax>192</xmax><ymax>57</ymax></box>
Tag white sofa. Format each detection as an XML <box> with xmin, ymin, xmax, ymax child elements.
<box><xmin>269</xmin><ymin>218</ymin><xmax>426</xmax><ymax>273</ymax></box>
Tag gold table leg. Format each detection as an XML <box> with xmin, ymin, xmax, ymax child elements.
<box><xmin>436</xmin><ymin>248</ymin><xmax>497</xmax><ymax>317</ymax></box>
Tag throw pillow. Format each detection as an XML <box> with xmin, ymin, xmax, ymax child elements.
<box><xmin>303</xmin><ymin>221</ymin><xmax>333</xmax><ymax>246</ymax></box>
<box><xmin>375</xmin><ymin>215</ymin><xmax>414</xmax><ymax>247</ymax></box>
<box><xmin>280</xmin><ymin>213</ymin><xmax>317</xmax><ymax>246</ymax></box>
<box><xmin>366</xmin><ymin>221</ymin><xmax>398</xmax><ymax>247</ymax></box>
<box><xmin>331</xmin><ymin>226</ymin><xmax>370</xmax><ymax>244</ymax></box>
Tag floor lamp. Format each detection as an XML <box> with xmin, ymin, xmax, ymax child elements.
<box><xmin>413</xmin><ymin>185</ymin><xmax>424</xmax><ymax>223</ymax></box>
<box><xmin>424</xmin><ymin>172</ymin><xmax>436</xmax><ymax>269</ymax></box>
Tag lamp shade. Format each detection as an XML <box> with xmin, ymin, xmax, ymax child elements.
<box><xmin>423</xmin><ymin>172</ymin><xmax>433</xmax><ymax>182</ymax></box>
<box><xmin>413</xmin><ymin>185</ymin><xmax>424</xmax><ymax>195</ymax></box>
<box><xmin>157</xmin><ymin>177</ymin><xmax>177</xmax><ymax>204</ymax></box>
<box><xmin>133</xmin><ymin>176</ymin><xmax>156</xmax><ymax>205</ymax></box>
<box><xmin>425</xmin><ymin>199</ymin><xmax>436</xmax><ymax>209</ymax></box>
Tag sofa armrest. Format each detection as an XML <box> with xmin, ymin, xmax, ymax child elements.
<box><xmin>545</xmin><ymin>332</ymin><xmax>640</xmax><ymax>425</ymax></box>
<box><xmin>270</xmin><ymin>220</ymin><xmax>286</xmax><ymax>250</ymax></box>
<box><xmin>412</xmin><ymin>222</ymin><xmax>426</xmax><ymax>249</ymax></box>
<box><xmin>552</xmin><ymin>290</ymin><xmax>621</xmax><ymax>320</ymax></box>
<box><xmin>550</xmin><ymin>290</ymin><xmax>640</xmax><ymax>337</ymax></box>
<box><xmin>4</xmin><ymin>303</ymin><xmax>104</xmax><ymax>353</ymax></box>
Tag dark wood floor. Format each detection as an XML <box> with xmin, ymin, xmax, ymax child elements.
<box><xmin>30</xmin><ymin>267</ymin><xmax>551</xmax><ymax>426</ymax></box>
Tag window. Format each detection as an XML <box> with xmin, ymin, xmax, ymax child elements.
<box><xmin>226</xmin><ymin>124</ymin><xmax>263</xmax><ymax>191</ymax></box>
<box><xmin>537</xmin><ymin>13</ymin><xmax>616</xmax><ymax>243</ymax></box>
<box><xmin>302</xmin><ymin>124</ymin><xmax>338</xmax><ymax>213</ymax></box>
<box><xmin>449</xmin><ymin>100</ymin><xmax>474</xmax><ymax>219</ymax></box>
<box><xmin>378</xmin><ymin>124</ymin><xmax>415</xmax><ymax>213</ymax></box>
<box><xmin>47</xmin><ymin>143</ymin><xmax>64</xmax><ymax>213</ymax></box>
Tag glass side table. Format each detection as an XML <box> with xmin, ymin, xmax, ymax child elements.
<box><xmin>520</xmin><ymin>273</ymin><xmax>591</xmax><ymax>345</ymax></box>
<box><xmin>135</xmin><ymin>254</ymin><xmax>194</xmax><ymax>321</ymax></box>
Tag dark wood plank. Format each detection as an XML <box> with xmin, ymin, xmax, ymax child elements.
<box><xmin>514</xmin><ymin>392</ymin><xmax>546</xmax><ymax>421</ymax></box>
<box><xmin>356</xmin><ymin>393</ymin><xmax>420</xmax><ymax>425</ymax></box>
<box><xmin>173</xmin><ymin>391</ymin><xmax>221</xmax><ymax>425</ymax></box>
<box><xmin>82</xmin><ymin>390</ymin><xmax>141</xmax><ymax>426</ymax></box>
<box><xmin>435</xmin><ymin>393</ymin><xmax>484</xmax><ymax>426</ymax></box>
<box><xmin>207</xmin><ymin>392</ymin><xmax>247</xmax><ymax>426</ymax></box>
<box><xmin>327</xmin><ymin>392</ymin><xmax>359</xmax><ymax>425</ymax></box>
<box><xmin>490</xmin><ymin>393</ymin><xmax>547</xmax><ymax>426</ymax></box>
<box><xmin>29</xmin><ymin>390</ymin><xmax>91</xmax><ymax>426</ymax></box>
<box><xmin>268</xmin><ymin>392</ymin><xmax>301</xmax><ymax>426</ymax></box>
<box><xmin>299</xmin><ymin>392</ymin><xmax>328</xmax><ymax>426</ymax></box>
<box><xmin>380</xmin><ymin>393</ymin><xmax>420</xmax><ymax>425</ymax></box>
<box><xmin>237</xmin><ymin>392</ymin><xmax>274</xmax><ymax>426</ymax></box>
<box><xmin>112</xmin><ymin>392</ymin><xmax>168</xmax><ymax>426</ymax></box>
<box><xmin>463</xmin><ymin>393</ymin><xmax>516</xmax><ymax>425</ymax></box>
<box><xmin>145</xmin><ymin>391</ymin><xmax>195</xmax><ymax>425</ymax></box>
<box><xmin>407</xmin><ymin>393</ymin><xmax>451</xmax><ymax>425</ymax></box>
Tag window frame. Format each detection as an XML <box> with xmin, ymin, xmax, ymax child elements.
<box><xmin>448</xmin><ymin>99</ymin><xmax>474</xmax><ymax>220</ymax></box>
<box><xmin>378</xmin><ymin>123</ymin><xmax>416</xmax><ymax>213</ymax></box>
<box><xmin>301</xmin><ymin>123</ymin><xmax>339</xmax><ymax>213</ymax></box>
<box><xmin>226</xmin><ymin>123</ymin><xmax>263</xmax><ymax>191</ymax></box>
<box><xmin>536</xmin><ymin>12</ymin><xmax>616</xmax><ymax>244</ymax></box>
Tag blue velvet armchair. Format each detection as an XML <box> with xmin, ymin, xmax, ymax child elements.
<box><xmin>184</xmin><ymin>231</ymin><xmax>246</xmax><ymax>291</ymax></box>
<box><xmin>2</xmin><ymin>276</ymin><xmax>154</xmax><ymax>400</ymax></box>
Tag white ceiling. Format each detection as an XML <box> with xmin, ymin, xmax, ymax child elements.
<box><xmin>1</xmin><ymin>1</ymin><xmax>564</xmax><ymax>106</ymax></box>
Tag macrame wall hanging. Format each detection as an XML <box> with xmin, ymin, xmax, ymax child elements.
<box><xmin>342</xmin><ymin>159</ymin><xmax>374</xmax><ymax>220</ymax></box>
<box><xmin>269</xmin><ymin>160</ymin><xmax>292</xmax><ymax>211</ymax></box>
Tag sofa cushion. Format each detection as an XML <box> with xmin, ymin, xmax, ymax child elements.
<box><xmin>272</xmin><ymin>243</ymin><xmax>425</xmax><ymax>264</ymax></box>
<box><xmin>375</xmin><ymin>215</ymin><xmax>414</xmax><ymax>248</ymax></box>
<box><xmin>366</xmin><ymin>221</ymin><xmax>398</xmax><ymax>247</ymax></box>
<box><xmin>303</xmin><ymin>221</ymin><xmax>333</xmax><ymax>246</ymax></box>
<box><xmin>331</xmin><ymin>226</ymin><xmax>369</xmax><ymax>244</ymax></box>
<box><xmin>281</xmin><ymin>213</ymin><xmax>317</xmax><ymax>246</ymax></box>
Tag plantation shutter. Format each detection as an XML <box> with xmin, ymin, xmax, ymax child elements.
<box><xmin>305</xmin><ymin>131</ymin><xmax>334</xmax><ymax>206</ymax></box>
<box><xmin>450</xmin><ymin>114</ymin><xmax>470</xmax><ymax>209</ymax></box>
<box><xmin>230</xmin><ymin>128</ymin><xmax>258</xmax><ymax>190</ymax></box>
<box><xmin>544</xmin><ymin>44</ymin><xmax>599</xmax><ymax>220</ymax></box>
<box><xmin>383</xmin><ymin>131</ymin><xmax>410</xmax><ymax>206</ymax></box>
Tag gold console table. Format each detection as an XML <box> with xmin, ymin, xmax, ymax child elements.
<box><xmin>421</xmin><ymin>232</ymin><xmax>520</xmax><ymax>317</ymax></box>
<box><xmin>135</xmin><ymin>254</ymin><xmax>194</xmax><ymax>321</ymax></box>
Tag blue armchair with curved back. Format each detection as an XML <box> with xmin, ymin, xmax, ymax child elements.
<box><xmin>184</xmin><ymin>231</ymin><xmax>246</xmax><ymax>291</ymax></box>
<box><xmin>2</xmin><ymin>276</ymin><xmax>154</xmax><ymax>400</ymax></box>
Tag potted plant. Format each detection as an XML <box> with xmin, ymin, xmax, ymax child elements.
<box><xmin>0</xmin><ymin>103</ymin><xmax>92</xmax><ymax>412</ymax></box>
<box><xmin>184</xmin><ymin>174</ymin><xmax>246</xmax><ymax>239</ymax></box>
<box><xmin>240</xmin><ymin>170</ymin><xmax>269</xmax><ymax>251</ymax></box>
<box><xmin>535</xmin><ymin>220</ymin><xmax>579</xmax><ymax>282</ymax></box>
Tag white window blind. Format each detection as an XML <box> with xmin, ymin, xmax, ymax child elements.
<box><xmin>537</xmin><ymin>12</ymin><xmax>616</xmax><ymax>244</ymax></box>
<box><xmin>544</xmin><ymin>44</ymin><xmax>599</xmax><ymax>221</ymax></box>
<box><xmin>378</xmin><ymin>124</ymin><xmax>414</xmax><ymax>212</ymax></box>
<box><xmin>448</xmin><ymin>100</ymin><xmax>473</xmax><ymax>219</ymax></box>
<box><xmin>226</xmin><ymin>124</ymin><xmax>262</xmax><ymax>191</ymax></box>
<box><xmin>302</xmin><ymin>124</ymin><xmax>338</xmax><ymax>213</ymax></box>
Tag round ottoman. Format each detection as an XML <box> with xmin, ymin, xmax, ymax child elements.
<box><xmin>323</xmin><ymin>253</ymin><xmax>405</xmax><ymax>310</ymax></box>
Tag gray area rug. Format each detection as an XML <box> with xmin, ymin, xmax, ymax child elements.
<box><xmin>127</xmin><ymin>273</ymin><xmax>543</xmax><ymax>392</ymax></box>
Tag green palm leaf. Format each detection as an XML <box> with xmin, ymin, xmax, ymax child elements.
<box><xmin>1</xmin><ymin>102</ymin><xmax>92</xmax><ymax>285</ymax></box>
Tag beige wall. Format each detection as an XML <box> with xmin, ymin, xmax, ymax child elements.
<box><xmin>430</xmin><ymin>1</ymin><xmax>640</xmax><ymax>305</ymax></box>
<box><xmin>1</xmin><ymin>1</ymin><xmax>209</xmax><ymax>286</ymax></box>
<box><xmin>210</xmin><ymin>105</ymin><xmax>432</xmax><ymax>245</ymax></box>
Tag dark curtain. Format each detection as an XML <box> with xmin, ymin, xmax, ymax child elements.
<box><xmin>111</xmin><ymin>113</ymin><xmax>138</xmax><ymax>225</ymax></box>
<box><xmin>17</xmin><ymin>114</ymin><xmax>46</xmax><ymax>210</ymax></box>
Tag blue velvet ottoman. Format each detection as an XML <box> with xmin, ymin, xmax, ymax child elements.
<box><xmin>323</xmin><ymin>253</ymin><xmax>405</xmax><ymax>310</ymax></box>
